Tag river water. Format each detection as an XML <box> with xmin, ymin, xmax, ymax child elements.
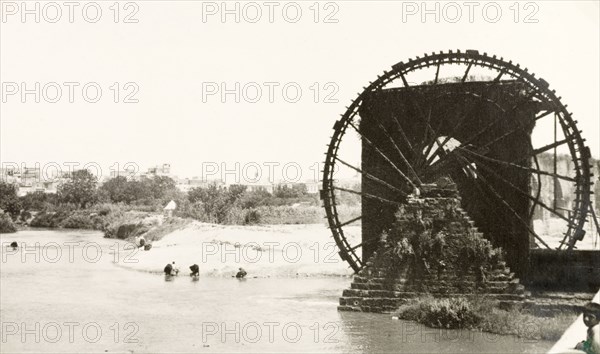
<box><xmin>1</xmin><ymin>229</ymin><xmax>553</xmax><ymax>353</ymax></box>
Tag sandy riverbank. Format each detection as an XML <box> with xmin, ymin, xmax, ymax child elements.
<box><xmin>113</xmin><ymin>216</ymin><xmax>599</xmax><ymax>279</ymax></box>
<box><xmin>117</xmin><ymin>222</ymin><xmax>360</xmax><ymax>277</ymax></box>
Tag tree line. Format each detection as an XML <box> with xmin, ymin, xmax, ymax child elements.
<box><xmin>0</xmin><ymin>170</ymin><xmax>358</xmax><ymax>226</ymax></box>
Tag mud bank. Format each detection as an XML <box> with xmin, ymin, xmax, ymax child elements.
<box><xmin>118</xmin><ymin>222</ymin><xmax>360</xmax><ymax>277</ymax></box>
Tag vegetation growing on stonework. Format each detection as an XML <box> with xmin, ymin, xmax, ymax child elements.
<box><xmin>379</xmin><ymin>207</ymin><xmax>506</xmax><ymax>279</ymax></box>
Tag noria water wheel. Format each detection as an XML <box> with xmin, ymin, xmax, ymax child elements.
<box><xmin>320</xmin><ymin>49</ymin><xmax>594</xmax><ymax>274</ymax></box>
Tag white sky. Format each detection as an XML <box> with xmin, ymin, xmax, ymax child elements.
<box><xmin>1</xmin><ymin>0</ymin><xmax>598</xmax><ymax>182</ymax></box>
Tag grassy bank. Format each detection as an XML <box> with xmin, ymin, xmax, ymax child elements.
<box><xmin>393</xmin><ymin>296</ymin><xmax>576</xmax><ymax>341</ymax></box>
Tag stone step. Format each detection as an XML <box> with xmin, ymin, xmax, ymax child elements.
<box><xmin>342</xmin><ymin>289</ymin><xmax>421</xmax><ymax>298</ymax></box>
<box><xmin>350</xmin><ymin>281</ymin><xmax>524</xmax><ymax>294</ymax></box>
<box><xmin>352</xmin><ymin>272</ymin><xmax>516</xmax><ymax>285</ymax></box>
<box><xmin>528</xmin><ymin>291</ymin><xmax>597</xmax><ymax>301</ymax></box>
<box><xmin>352</xmin><ymin>279</ymin><xmax>518</xmax><ymax>287</ymax></box>
<box><xmin>341</xmin><ymin>290</ymin><xmax>526</xmax><ymax>302</ymax></box>
<box><xmin>340</xmin><ymin>297</ymin><xmax>409</xmax><ymax>307</ymax></box>
<box><xmin>337</xmin><ymin>305</ymin><xmax>361</xmax><ymax>312</ymax></box>
<box><xmin>339</xmin><ymin>305</ymin><xmax>400</xmax><ymax>313</ymax></box>
<box><xmin>342</xmin><ymin>288</ymin><xmax>525</xmax><ymax>299</ymax></box>
<box><xmin>359</xmin><ymin>306</ymin><xmax>400</xmax><ymax>314</ymax></box>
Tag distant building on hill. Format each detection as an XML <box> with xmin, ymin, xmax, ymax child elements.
<box><xmin>0</xmin><ymin>165</ymin><xmax>67</xmax><ymax>196</ymax></box>
<box><xmin>176</xmin><ymin>177</ymin><xmax>225</xmax><ymax>192</ymax></box>
<box><xmin>109</xmin><ymin>169</ymin><xmax>136</xmax><ymax>180</ymax></box>
<box><xmin>146</xmin><ymin>163</ymin><xmax>171</xmax><ymax>177</ymax></box>
<box><xmin>304</xmin><ymin>181</ymin><xmax>320</xmax><ymax>194</ymax></box>
<box><xmin>245</xmin><ymin>182</ymin><xmax>275</xmax><ymax>194</ymax></box>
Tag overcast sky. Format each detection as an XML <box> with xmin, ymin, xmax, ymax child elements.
<box><xmin>1</xmin><ymin>1</ymin><xmax>598</xmax><ymax>182</ymax></box>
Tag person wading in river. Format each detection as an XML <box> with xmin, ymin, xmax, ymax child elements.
<box><xmin>189</xmin><ymin>264</ymin><xmax>200</xmax><ymax>277</ymax></box>
<box><xmin>236</xmin><ymin>267</ymin><xmax>247</xmax><ymax>279</ymax></box>
<box><xmin>164</xmin><ymin>262</ymin><xmax>173</xmax><ymax>276</ymax></box>
<box><xmin>164</xmin><ymin>262</ymin><xmax>178</xmax><ymax>276</ymax></box>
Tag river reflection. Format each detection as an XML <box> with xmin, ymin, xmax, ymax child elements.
<box><xmin>1</xmin><ymin>230</ymin><xmax>552</xmax><ymax>353</ymax></box>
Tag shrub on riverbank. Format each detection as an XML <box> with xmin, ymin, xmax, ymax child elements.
<box><xmin>394</xmin><ymin>296</ymin><xmax>576</xmax><ymax>341</ymax></box>
<box><xmin>30</xmin><ymin>210</ymin><xmax>99</xmax><ymax>229</ymax></box>
<box><xmin>30</xmin><ymin>211</ymin><xmax>67</xmax><ymax>228</ymax></box>
<box><xmin>29</xmin><ymin>204</ymin><xmax>148</xmax><ymax>233</ymax></box>
<box><xmin>61</xmin><ymin>214</ymin><xmax>96</xmax><ymax>229</ymax></box>
<box><xmin>0</xmin><ymin>213</ymin><xmax>17</xmax><ymax>233</ymax></box>
<box><xmin>395</xmin><ymin>296</ymin><xmax>482</xmax><ymax>329</ymax></box>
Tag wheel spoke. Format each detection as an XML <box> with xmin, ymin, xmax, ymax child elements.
<box><xmin>369</xmin><ymin>114</ymin><xmax>423</xmax><ymax>184</ymax></box>
<box><xmin>531</xmin><ymin>137</ymin><xmax>573</xmax><ymax>156</ymax></box>
<box><xmin>348</xmin><ymin>120</ymin><xmax>417</xmax><ymax>189</ymax></box>
<box><xmin>418</xmin><ymin>105</ymin><xmax>433</xmax><ymax>159</ymax></box>
<box><xmin>397</xmin><ymin>73</ymin><xmax>431</xmax><ymax>125</ymax></box>
<box><xmin>535</xmin><ymin>109</ymin><xmax>555</xmax><ymax>121</ymax></box>
<box><xmin>391</xmin><ymin>113</ymin><xmax>420</xmax><ymax>158</ymax></box>
<box><xmin>395</xmin><ymin>70</ymin><xmax>447</xmax><ymax>172</ymax></box>
<box><xmin>457</xmin><ymin>147</ymin><xmax>576</xmax><ymax>182</ymax></box>
<box><xmin>589</xmin><ymin>207</ymin><xmax>600</xmax><ymax>236</ymax></box>
<box><xmin>507</xmin><ymin>136</ymin><xmax>574</xmax><ymax>165</ymax></box>
<box><xmin>399</xmin><ymin>71</ymin><xmax>410</xmax><ymax>87</ymax></box>
<box><xmin>332</xmin><ymin>185</ymin><xmax>403</xmax><ymax>206</ymax></box>
<box><xmin>335</xmin><ymin>157</ymin><xmax>408</xmax><ymax>197</ymax></box>
<box><xmin>461</xmin><ymin>60</ymin><xmax>474</xmax><ymax>82</ymax></box>
<box><xmin>433</xmin><ymin>61</ymin><xmax>441</xmax><ymax>85</ymax></box>
<box><xmin>420</xmin><ymin>148</ymin><xmax>457</xmax><ymax>180</ymax></box>
<box><xmin>494</xmin><ymin>69</ymin><xmax>506</xmax><ymax>82</ymax></box>
<box><xmin>349</xmin><ymin>237</ymin><xmax>379</xmax><ymax>252</ymax></box>
<box><xmin>530</xmin><ymin>154</ymin><xmax>542</xmax><ymax>220</ymax></box>
<box><xmin>461</xmin><ymin>149</ymin><xmax>577</xmax><ymax>227</ymax></box>
<box><xmin>336</xmin><ymin>215</ymin><xmax>362</xmax><ymax>228</ymax></box>
<box><xmin>454</xmin><ymin>151</ymin><xmax>551</xmax><ymax>249</ymax></box>
<box><xmin>417</xmin><ymin>119</ymin><xmax>446</xmax><ymax>172</ymax></box>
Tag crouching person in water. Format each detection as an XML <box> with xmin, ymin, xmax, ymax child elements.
<box><xmin>236</xmin><ymin>267</ymin><xmax>247</xmax><ymax>279</ymax></box>
<box><xmin>164</xmin><ymin>261</ymin><xmax>179</xmax><ymax>276</ymax></box>
<box><xmin>189</xmin><ymin>264</ymin><xmax>200</xmax><ymax>277</ymax></box>
<box><xmin>575</xmin><ymin>302</ymin><xmax>600</xmax><ymax>354</ymax></box>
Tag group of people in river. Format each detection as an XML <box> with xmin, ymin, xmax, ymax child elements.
<box><xmin>163</xmin><ymin>261</ymin><xmax>247</xmax><ymax>280</ymax></box>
